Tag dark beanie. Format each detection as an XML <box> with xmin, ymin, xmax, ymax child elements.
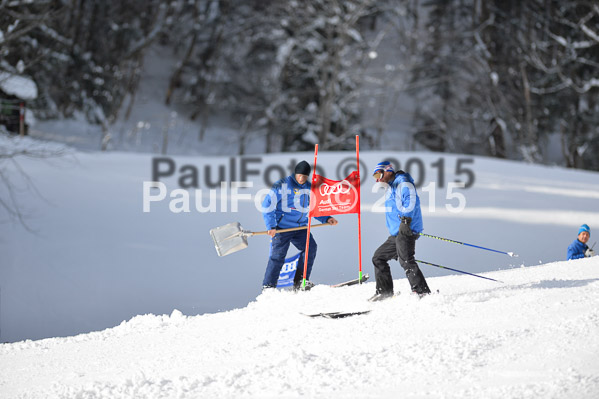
<box><xmin>294</xmin><ymin>161</ymin><xmax>311</xmax><ymax>175</ymax></box>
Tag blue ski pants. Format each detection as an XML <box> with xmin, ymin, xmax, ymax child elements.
<box><xmin>262</xmin><ymin>230</ymin><xmax>317</xmax><ymax>288</ymax></box>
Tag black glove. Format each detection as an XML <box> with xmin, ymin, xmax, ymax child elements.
<box><xmin>399</xmin><ymin>216</ymin><xmax>413</xmax><ymax>236</ymax></box>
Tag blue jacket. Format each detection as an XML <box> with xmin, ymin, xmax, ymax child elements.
<box><xmin>262</xmin><ymin>175</ymin><xmax>330</xmax><ymax>230</ymax></box>
<box><xmin>567</xmin><ymin>239</ymin><xmax>588</xmax><ymax>260</ymax></box>
<box><xmin>385</xmin><ymin>172</ymin><xmax>423</xmax><ymax>236</ymax></box>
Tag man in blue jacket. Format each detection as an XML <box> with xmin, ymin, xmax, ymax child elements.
<box><xmin>369</xmin><ymin>161</ymin><xmax>431</xmax><ymax>301</ymax></box>
<box><xmin>261</xmin><ymin>161</ymin><xmax>338</xmax><ymax>290</ymax></box>
<box><xmin>567</xmin><ymin>224</ymin><xmax>595</xmax><ymax>260</ymax></box>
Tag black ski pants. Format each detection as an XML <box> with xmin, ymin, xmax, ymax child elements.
<box><xmin>372</xmin><ymin>234</ymin><xmax>430</xmax><ymax>295</ymax></box>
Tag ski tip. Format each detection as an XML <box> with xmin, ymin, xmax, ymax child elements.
<box><xmin>507</xmin><ymin>252</ymin><xmax>518</xmax><ymax>257</ymax></box>
<box><xmin>301</xmin><ymin>310</ymin><xmax>371</xmax><ymax>319</ymax></box>
<box><xmin>330</xmin><ymin>273</ymin><xmax>370</xmax><ymax>288</ymax></box>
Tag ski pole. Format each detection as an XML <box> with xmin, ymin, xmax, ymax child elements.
<box><xmin>420</xmin><ymin>233</ymin><xmax>518</xmax><ymax>257</ymax></box>
<box><xmin>416</xmin><ymin>259</ymin><xmax>503</xmax><ymax>283</ymax></box>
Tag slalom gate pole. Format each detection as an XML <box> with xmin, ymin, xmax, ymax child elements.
<box><xmin>301</xmin><ymin>144</ymin><xmax>318</xmax><ymax>290</ymax></box>
<box><xmin>356</xmin><ymin>135</ymin><xmax>363</xmax><ymax>283</ymax></box>
<box><xmin>416</xmin><ymin>259</ymin><xmax>503</xmax><ymax>283</ymax></box>
<box><xmin>420</xmin><ymin>233</ymin><xmax>518</xmax><ymax>257</ymax></box>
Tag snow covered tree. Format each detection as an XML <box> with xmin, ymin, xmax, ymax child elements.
<box><xmin>519</xmin><ymin>1</ymin><xmax>599</xmax><ymax>169</ymax></box>
<box><xmin>262</xmin><ymin>0</ymin><xmax>402</xmax><ymax>152</ymax></box>
<box><xmin>411</xmin><ymin>0</ymin><xmax>599</xmax><ymax>170</ymax></box>
<box><xmin>1</xmin><ymin>0</ymin><xmax>169</xmax><ymax>139</ymax></box>
<box><xmin>2</xmin><ymin>0</ymin><xmax>597</xmax><ymax>170</ymax></box>
<box><xmin>352</xmin><ymin>0</ymin><xmax>424</xmax><ymax>150</ymax></box>
<box><xmin>166</xmin><ymin>0</ymin><xmax>392</xmax><ymax>153</ymax></box>
<box><xmin>411</xmin><ymin>0</ymin><xmax>518</xmax><ymax>156</ymax></box>
<box><xmin>0</xmin><ymin>1</ymin><xmax>65</xmax><ymax>106</ymax></box>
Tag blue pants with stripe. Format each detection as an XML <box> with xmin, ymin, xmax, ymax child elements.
<box><xmin>262</xmin><ymin>230</ymin><xmax>317</xmax><ymax>288</ymax></box>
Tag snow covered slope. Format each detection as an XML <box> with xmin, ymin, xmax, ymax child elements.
<box><xmin>1</xmin><ymin>134</ymin><xmax>599</xmax><ymax>346</ymax></box>
<box><xmin>1</xmin><ymin>257</ymin><xmax>598</xmax><ymax>398</ymax></box>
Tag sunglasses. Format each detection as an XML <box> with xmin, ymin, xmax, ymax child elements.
<box><xmin>373</xmin><ymin>170</ymin><xmax>384</xmax><ymax>179</ymax></box>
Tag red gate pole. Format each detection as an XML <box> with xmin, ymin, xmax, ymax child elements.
<box><xmin>356</xmin><ymin>135</ymin><xmax>363</xmax><ymax>283</ymax></box>
<box><xmin>19</xmin><ymin>102</ymin><xmax>25</xmax><ymax>137</ymax></box>
<box><xmin>301</xmin><ymin>144</ymin><xmax>318</xmax><ymax>290</ymax></box>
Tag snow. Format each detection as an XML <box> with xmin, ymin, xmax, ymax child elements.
<box><xmin>0</xmin><ymin>72</ymin><xmax>38</xmax><ymax>100</ymax></box>
<box><xmin>581</xmin><ymin>78</ymin><xmax>599</xmax><ymax>93</ymax></box>
<box><xmin>29</xmin><ymin>45</ymin><xmax>252</xmax><ymax>156</ymax></box>
<box><xmin>581</xmin><ymin>23</ymin><xmax>599</xmax><ymax>43</ymax></box>
<box><xmin>1</xmin><ymin>134</ymin><xmax>599</xmax><ymax>397</ymax></box>
<box><xmin>0</xmin><ymin>258</ymin><xmax>598</xmax><ymax>398</ymax></box>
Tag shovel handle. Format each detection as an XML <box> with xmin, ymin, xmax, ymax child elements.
<box><xmin>250</xmin><ymin>223</ymin><xmax>332</xmax><ymax>236</ymax></box>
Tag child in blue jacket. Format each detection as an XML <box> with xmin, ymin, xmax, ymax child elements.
<box><xmin>567</xmin><ymin>224</ymin><xmax>595</xmax><ymax>260</ymax></box>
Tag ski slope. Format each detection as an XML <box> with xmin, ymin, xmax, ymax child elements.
<box><xmin>1</xmin><ymin>135</ymin><xmax>599</xmax><ymax>397</ymax></box>
<box><xmin>1</xmin><ymin>257</ymin><xmax>598</xmax><ymax>398</ymax></box>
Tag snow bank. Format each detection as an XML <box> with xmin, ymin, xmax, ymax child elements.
<box><xmin>0</xmin><ymin>72</ymin><xmax>38</xmax><ymax>100</ymax></box>
<box><xmin>1</xmin><ymin>257</ymin><xmax>598</xmax><ymax>398</ymax></box>
<box><xmin>0</xmin><ymin>132</ymin><xmax>68</xmax><ymax>155</ymax></box>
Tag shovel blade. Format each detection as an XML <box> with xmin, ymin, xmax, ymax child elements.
<box><xmin>210</xmin><ymin>222</ymin><xmax>249</xmax><ymax>256</ymax></box>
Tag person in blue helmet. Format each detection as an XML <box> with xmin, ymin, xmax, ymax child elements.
<box><xmin>261</xmin><ymin>161</ymin><xmax>338</xmax><ymax>290</ymax></box>
<box><xmin>567</xmin><ymin>224</ymin><xmax>595</xmax><ymax>260</ymax></box>
<box><xmin>369</xmin><ymin>161</ymin><xmax>431</xmax><ymax>301</ymax></box>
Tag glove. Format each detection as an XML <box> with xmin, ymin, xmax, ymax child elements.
<box><xmin>399</xmin><ymin>216</ymin><xmax>413</xmax><ymax>237</ymax></box>
<box><xmin>585</xmin><ymin>248</ymin><xmax>595</xmax><ymax>258</ymax></box>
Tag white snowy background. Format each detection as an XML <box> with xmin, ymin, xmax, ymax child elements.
<box><xmin>1</xmin><ymin>132</ymin><xmax>598</xmax><ymax>397</ymax></box>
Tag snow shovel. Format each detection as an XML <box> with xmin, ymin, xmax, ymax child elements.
<box><xmin>210</xmin><ymin>222</ymin><xmax>332</xmax><ymax>257</ymax></box>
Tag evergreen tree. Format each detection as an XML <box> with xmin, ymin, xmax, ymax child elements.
<box><xmin>1</xmin><ymin>0</ymin><xmax>169</xmax><ymax>131</ymax></box>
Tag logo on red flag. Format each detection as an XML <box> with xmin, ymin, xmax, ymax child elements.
<box><xmin>310</xmin><ymin>171</ymin><xmax>360</xmax><ymax>217</ymax></box>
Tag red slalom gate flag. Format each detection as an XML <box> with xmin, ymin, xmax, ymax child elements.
<box><xmin>309</xmin><ymin>171</ymin><xmax>360</xmax><ymax>217</ymax></box>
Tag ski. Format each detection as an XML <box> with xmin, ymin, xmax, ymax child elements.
<box><xmin>330</xmin><ymin>273</ymin><xmax>369</xmax><ymax>288</ymax></box>
<box><xmin>290</xmin><ymin>274</ymin><xmax>369</xmax><ymax>292</ymax></box>
<box><xmin>302</xmin><ymin>310</ymin><xmax>372</xmax><ymax>319</ymax></box>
